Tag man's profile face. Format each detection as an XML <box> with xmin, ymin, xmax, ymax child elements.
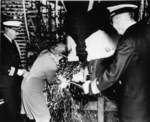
<box><xmin>112</xmin><ymin>14</ymin><xmax>124</xmax><ymax>35</ymax></box>
<box><xmin>112</xmin><ymin>12</ymin><xmax>131</xmax><ymax>35</ymax></box>
<box><xmin>8</xmin><ymin>27</ymin><xmax>19</xmax><ymax>40</ymax></box>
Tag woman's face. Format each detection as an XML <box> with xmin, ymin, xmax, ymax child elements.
<box><xmin>53</xmin><ymin>43</ymin><xmax>66</xmax><ymax>59</ymax></box>
<box><xmin>85</xmin><ymin>30</ymin><xmax>116</xmax><ymax>61</ymax></box>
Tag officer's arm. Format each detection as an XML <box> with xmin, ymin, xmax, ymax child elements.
<box><xmin>97</xmin><ymin>38</ymin><xmax>135</xmax><ymax>91</ymax></box>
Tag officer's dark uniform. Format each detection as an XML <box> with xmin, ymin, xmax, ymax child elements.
<box><xmin>0</xmin><ymin>33</ymin><xmax>23</xmax><ymax>122</ymax></box>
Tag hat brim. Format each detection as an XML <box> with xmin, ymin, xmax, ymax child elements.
<box><xmin>3</xmin><ymin>21</ymin><xmax>22</xmax><ymax>27</ymax></box>
<box><xmin>107</xmin><ymin>4</ymin><xmax>138</xmax><ymax>16</ymax></box>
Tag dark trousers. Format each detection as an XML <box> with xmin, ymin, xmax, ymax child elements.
<box><xmin>0</xmin><ymin>79</ymin><xmax>22</xmax><ymax>122</ymax></box>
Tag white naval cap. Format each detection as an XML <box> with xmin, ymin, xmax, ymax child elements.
<box><xmin>107</xmin><ymin>4</ymin><xmax>138</xmax><ymax>17</ymax></box>
<box><xmin>3</xmin><ymin>20</ymin><xmax>22</xmax><ymax>28</ymax></box>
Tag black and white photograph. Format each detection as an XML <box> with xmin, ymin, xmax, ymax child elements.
<box><xmin>0</xmin><ymin>0</ymin><xmax>150</xmax><ymax>122</ymax></box>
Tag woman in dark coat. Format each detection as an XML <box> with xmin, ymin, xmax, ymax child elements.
<box><xmin>64</xmin><ymin>3</ymin><xmax>119</xmax><ymax>122</ymax></box>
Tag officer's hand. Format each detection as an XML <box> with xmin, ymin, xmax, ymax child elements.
<box><xmin>22</xmin><ymin>70</ymin><xmax>29</xmax><ymax>78</ymax></box>
<box><xmin>17</xmin><ymin>69</ymin><xmax>28</xmax><ymax>77</ymax></box>
<box><xmin>82</xmin><ymin>79</ymin><xmax>100</xmax><ymax>95</ymax></box>
<box><xmin>82</xmin><ymin>80</ymin><xmax>91</xmax><ymax>94</ymax></box>
<box><xmin>91</xmin><ymin>79</ymin><xmax>100</xmax><ymax>94</ymax></box>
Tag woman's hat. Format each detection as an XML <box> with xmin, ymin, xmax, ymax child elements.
<box><xmin>64</xmin><ymin>4</ymin><xmax>111</xmax><ymax>41</ymax></box>
<box><xmin>107</xmin><ymin>4</ymin><xmax>138</xmax><ymax>17</ymax></box>
<box><xmin>3</xmin><ymin>20</ymin><xmax>22</xmax><ymax>28</ymax></box>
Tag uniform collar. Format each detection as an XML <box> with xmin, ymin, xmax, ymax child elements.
<box><xmin>4</xmin><ymin>33</ymin><xmax>12</xmax><ymax>43</ymax></box>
